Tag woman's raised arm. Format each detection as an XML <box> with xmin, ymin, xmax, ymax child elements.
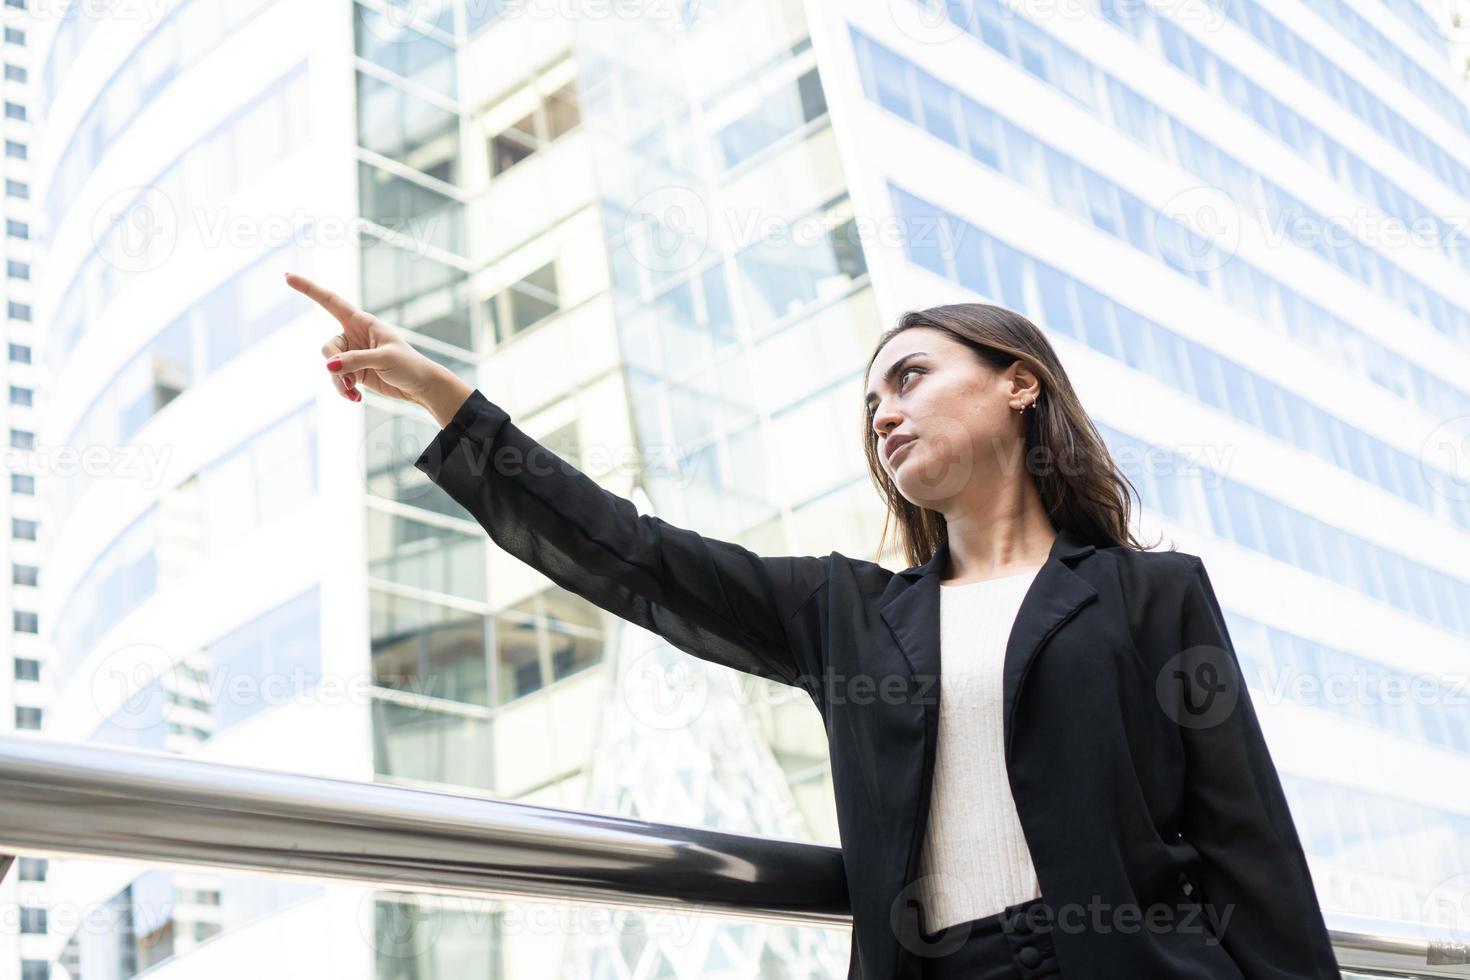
<box><xmin>287</xmin><ymin>272</ymin><xmax>832</xmax><ymax>695</ymax></box>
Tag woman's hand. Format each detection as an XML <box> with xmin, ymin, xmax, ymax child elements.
<box><xmin>286</xmin><ymin>271</ymin><xmax>443</xmax><ymax>407</ymax></box>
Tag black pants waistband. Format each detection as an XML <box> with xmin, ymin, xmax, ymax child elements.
<box><xmin>918</xmin><ymin>896</ymin><xmax>1063</xmax><ymax>979</ymax></box>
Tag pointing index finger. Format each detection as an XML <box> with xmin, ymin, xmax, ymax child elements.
<box><xmin>285</xmin><ymin>272</ymin><xmax>362</xmax><ymax>327</ymax></box>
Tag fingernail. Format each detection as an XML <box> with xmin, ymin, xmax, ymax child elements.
<box><xmin>351</xmin><ymin>389</ymin><xmax>362</xmax><ymax>402</ymax></box>
<box><xmin>326</xmin><ymin>358</ymin><xmax>342</xmax><ymax>372</ymax></box>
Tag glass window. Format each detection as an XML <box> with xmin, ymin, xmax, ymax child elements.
<box><xmin>961</xmin><ymin>98</ymin><xmax>1000</xmax><ymax>168</ymax></box>
<box><xmin>1222</xmin><ymin>483</ymin><xmax>1263</xmax><ymax>552</ymax></box>
<box><xmin>374</xmin><ymin>895</ymin><xmax>500</xmax><ymax>976</ymax></box>
<box><xmin>1117</xmin><ymin>192</ymin><xmax>1151</xmax><ymax>250</ymax></box>
<box><xmin>546</xmin><ymin>82</ymin><xmax>580</xmax><ymax>139</ymax></box>
<box><xmin>1346</xmin><ymin>537</ymin><xmax>1385</xmax><ymax>599</ymax></box>
<box><xmin>509</xmin><ymin>261</ymin><xmax>559</xmax><ymax>333</ymax></box>
<box><xmin>490</xmin><ymin>126</ymin><xmax>534</xmax><ymax>175</ymax></box>
<box><xmin>19</xmin><ymin>908</ymin><xmax>45</xmax><ymax>933</ymax></box>
<box><xmin>358</xmin><ymin>161</ymin><xmax>464</xmax><ymax>256</ymax></box>
<box><xmin>494</xmin><ymin>612</ymin><xmax>543</xmax><ymax>704</ymax></box>
<box><xmin>736</xmin><ymin>204</ymin><xmax>866</xmax><ymax>331</ymax></box>
<box><xmin>15</xmin><ymin>705</ymin><xmax>41</xmax><ymax>729</ymax></box>
<box><xmin>364</xmin><ymin>406</ymin><xmax>461</xmax><ymax>518</ymax></box>
<box><xmin>1051</xmin><ymin>44</ymin><xmax>1096</xmax><ymax>110</ymax></box>
<box><xmin>869</xmin><ymin>43</ymin><xmax>913</xmax><ymax>120</ymax></box>
<box><xmin>1149</xmin><ymin>329</ymin><xmax>1193</xmax><ymax>396</ymax></box>
<box><xmin>1185</xmin><ymin>343</ymin><xmax>1226</xmax><ymax>410</ymax></box>
<box><xmin>1287</xmin><ymin>513</ymin><xmax>1325</xmax><ymax>575</ymax></box>
<box><xmin>917</xmin><ymin>73</ymin><xmax>958</xmax><ymax>147</ymax></box>
<box><xmin>359</xmin><ymin>233</ymin><xmax>474</xmax><ymax>350</ymax></box>
<box><xmin>353</xmin><ymin>2</ymin><xmax>456</xmax><ymax>96</ymax></box>
<box><xmin>545</xmin><ymin>588</ymin><xmax>604</xmax><ymax>681</ymax></box>
<box><xmin>999</xmin><ymin>121</ymin><xmax>1046</xmax><ymax>192</ymax></box>
<box><xmin>1112</xmin><ymin>307</ymin><xmax>1148</xmax><ymax>372</ymax></box>
<box><xmin>372</xmin><ymin>698</ymin><xmax>492</xmax><ymax>790</ymax></box>
<box><xmin>1044</xmin><ymin>148</ymin><xmax>1087</xmax><ymax>219</ymax></box>
<box><xmin>1075</xmin><ymin>283</ymin><xmax>1119</xmax><ymax>357</ymax></box>
<box><xmin>1083</xmin><ymin>170</ymin><xmax>1120</xmax><ymax>236</ymax></box>
<box><xmin>1034</xmin><ymin>264</ymin><xmax>1076</xmax><ymax>336</ymax></box>
<box><xmin>14</xmin><ymin>656</ymin><xmax>40</xmax><ymax>680</ymax></box>
<box><xmin>371</xmin><ymin>590</ymin><xmax>488</xmax><ymax>706</ymax></box>
<box><xmin>357</xmin><ymin>71</ymin><xmax>460</xmax><ymax>185</ymax></box>
<box><xmin>18</xmin><ymin>857</ymin><xmax>46</xmax><ymax>881</ymax></box>
<box><xmin>1379</xmin><ymin>553</ymin><xmax>1416</xmax><ymax>615</ymax></box>
<box><xmin>1255</xmin><ymin>497</ymin><xmax>1297</xmax><ymax>565</ymax></box>
<box><xmin>990</xmin><ymin>235</ymin><xmax>1027</xmax><ymax>311</ymax></box>
<box><xmin>952</xmin><ymin>223</ymin><xmax>993</xmax><ymax>298</ymax></box>
<box><xmin>976</xmin><ymin>6</ymin><xmax>1011</xmax><ymax>52</ymax></box>
<box><xmin>894</xmin><ymin>188</ymin><xmax>947</xmax><ymax>277</ymax></box>
<box><xmin>368</xmin><ymin>507</ymin><xmax>486</xmax><ymax>602</ymax></box>
<box><xmin>1014</xmin><ymin>18</ymin><xmax>1050</xmax><ymax>79</ymax></box>
<box><xmin>207</xmin><ymin>589</ymin><xmax>322</xmax><ymax>731</ymax></box>
<box><xmin>1218</xmin><ymin>360</ymin><xmax>1258</xmax><ymax>424</ymax></box>
<box><xmin>1251</xmin><ymin>376</ymin><xmax>1292</xmax><ymax>441</ymax></box>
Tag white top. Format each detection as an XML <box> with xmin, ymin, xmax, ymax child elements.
<box><xmin>914</xmin><ymin>567</ymin><xmax>1044</xmax><ymax>933</ymax></box>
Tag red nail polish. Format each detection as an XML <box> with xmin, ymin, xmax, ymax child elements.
<box><xmin>326</xmin><ymin>357</ymin><xmax>342</xmax><ymax>371</ymax></box>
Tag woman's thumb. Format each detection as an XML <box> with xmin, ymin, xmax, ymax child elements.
<box><xmin>326</xmin><ymin>347</ymin><xmax>392</xmax><ymax>375</ymax></box>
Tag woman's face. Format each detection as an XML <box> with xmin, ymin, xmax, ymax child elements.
<box><xmin>865</xmin><ymin>326</ymin><xmax>1034</xmax><ymax>509</ymax></box>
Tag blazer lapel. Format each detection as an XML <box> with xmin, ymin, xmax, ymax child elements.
<box><xmin>878</xmin><ymin>526</ymin><xmax>1099</xmax><ymax>892</ymax></box>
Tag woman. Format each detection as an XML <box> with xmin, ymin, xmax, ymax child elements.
<box><xmin>287</xmin><ymin>273</ymin><xmax>1340</xmax><ymax>980</ymax></box>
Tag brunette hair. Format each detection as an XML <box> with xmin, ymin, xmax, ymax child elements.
<box><xmin>862</xmin><ymin>303</ymin><xmax>1161</xmax><ymax>567</ymax></box>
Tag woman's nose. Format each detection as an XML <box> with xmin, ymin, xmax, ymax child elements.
<box><xmin>873</xmin><ymin>407</ymin><xmax>901</xmax><ymax>438</ymax></box>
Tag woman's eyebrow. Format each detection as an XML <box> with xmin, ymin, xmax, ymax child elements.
<box><xmin>865</xmin><ymin>352</ymin><xmax>928</xmax><ymax>410</ymax></box>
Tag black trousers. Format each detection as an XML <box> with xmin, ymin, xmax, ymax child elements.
<box><xmin>917</xmin><ymin>896</ymin><xmax>1063</xmax><ymax>979</ymax></box>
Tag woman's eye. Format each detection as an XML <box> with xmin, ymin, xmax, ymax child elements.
<box><xmin>900</xmin><ymin>367</ymin><xmax>920</xmax><ymax>388</ymax></box>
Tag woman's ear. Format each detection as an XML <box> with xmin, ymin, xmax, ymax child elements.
<box><xmin>1008</xmin><ymin>363</ymin><xmax>1042</xmax><ymax>405</ymax></box>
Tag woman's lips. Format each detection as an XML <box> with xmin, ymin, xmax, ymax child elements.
<box><xmin>889</xmin><ymin>439</ymin><xmax>916</xmax><ymax>466</ymax></box>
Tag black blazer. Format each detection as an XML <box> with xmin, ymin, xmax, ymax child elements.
<box><xmin>415</xmin><ymin>389</ymin><xmax>1341</xmax><ymax>980</ymax></box>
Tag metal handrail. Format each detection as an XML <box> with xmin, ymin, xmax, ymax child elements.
<box><xmin>0</xmin><ymin>735</ymin><xmax>1464</xmax><ymax>976</ymax></box>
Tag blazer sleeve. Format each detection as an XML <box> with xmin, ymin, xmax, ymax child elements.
<box><xmin>413</xmin><ymin>388</ymin><xmax>831</xmax><ymax>694</ymax></box>
<box><xmin>1173</xmin><ymin>555</ymin><xmax>1339</xmax><ymax>979</ymax></box>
